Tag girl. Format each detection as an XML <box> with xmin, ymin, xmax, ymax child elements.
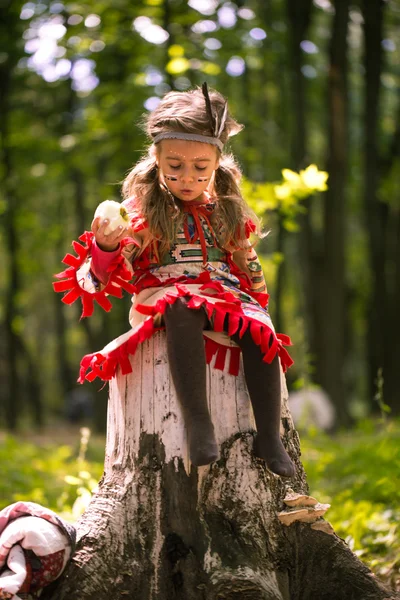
<box><xmin>54</xmin><ymin>83</ymin><xmax>295</xmax><ymax>477</ymax></box>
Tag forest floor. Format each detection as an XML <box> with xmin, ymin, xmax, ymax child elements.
<box><xmin>300</xmin><ymin>418</ymin><xmax>400</xmax><ymax>593</ymax></box>
<box><xmin>0</xmin><ymin>418</ymin><xmax>399</xmax><ymax>592</ymax></box>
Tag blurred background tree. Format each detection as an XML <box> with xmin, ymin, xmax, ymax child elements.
<box><xmin>1</xmin><ymin>0</ymin><xmax>399</xmax><ymax>431</ymax></box>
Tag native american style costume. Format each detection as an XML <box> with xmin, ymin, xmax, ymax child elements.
<box><xmin>0</xmin><ymin>502</ymin><xmax>76</xmax><ymax>599</ymax></box>
<box><xmin>54</xmin><ymin>195</ymin><xmax>293</xmax><ymax>384</ymax></box>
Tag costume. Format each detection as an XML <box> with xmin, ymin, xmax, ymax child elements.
<box><xmin>0</xmin><ymin>502</ymin><xmax>76</xmax><ymax>599</ymax></box>
<box><xmin>54</xmin><ymin>195</ymin><xmax>293</xmax><ymax>384</ymax></box>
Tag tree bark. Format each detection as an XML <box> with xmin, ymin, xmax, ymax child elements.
<box><xmin>285</xmin><ymin>0</ymin><xmax>324</xmax><ymax>378</ymax></box>
<box><xmin>0</xmin><ymin>0</ymin><xmax>24</xmax><ymax>430</ymax></box>
<box><xmin>320</xmin><ymin>0</ymin><xmax>350</xmax><ymax>425</ymax></box>
<box><xmin>277</xmin><ymin>0</ymin><xmax>315</xmax><ymax>336</ymax></box>
<box><xmin>163</xmin><ymin>0</ymin><xmax>175</xmax><ymax>90</ymax></box>
<box><xmin>380</xmin><ymin>91</ymin><xmax>400</xmax><ymax>411</ymax></box>
<box><xmin>285</xmin><ymin>0</ymin><xmax>313</xmax><ymax>169</ymax></box>
<box><xmin>43</xmin><ymin>333</ymin><xmax>396</xmax><ymax>600</ymax></box>
<box><xmin>361</xmin><ymin>0</ymin><xmax>387</xmax><ymax>412</ymax></box>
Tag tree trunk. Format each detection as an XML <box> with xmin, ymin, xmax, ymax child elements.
<box><xmin>71</xmin><ymin>166</ymin><xmax>98</xmax><ymax>351</ymax></box>
<box><xmin>379</xmin><ymin>90</ymin><xmax>400</xmax><ymax>413</ymax></box>
<box><xmin>0</xmin><ymin>0</ymin><xmax>23</xmax><ymax>430</ymax></box>
<box><xmin>278</xmin><ymin>0</ymin><xmax>315</xmax><ymax>336</ymax></box>
<box><xmin>320</xmin><ymin>0</ymin><xmax>350</xmax><ymax>425</ymax></box>
<box><xmin>163</xmin><ymin>0</ymin><xmax>175</xmax><ymax>90</ymax></box>
<box><xmin>285</xmin><ymin>0</ymin><xmax>326</xmax><ymax>383</ymax></box>
<box><xmin>362</xmin><ymin>0</ymin><xmax>387</xmax><ymax>412</ymax></box>
<box><xmin>54</xmin><ymin>255</ymin><xmax>74</xmax><ymax>396</ymax></box>
<box><xmin>43</xmin><ymin>333</ymin><xmax>395</xmax><ymax>600</ymax></box>
<box><xmin>16</xmin><ymin>337</ymin><xmax>44</xmax><ymax>428</ymax></box>
<box><xmin>285</xmin><ymin>0</ymin><xmax>313</xmax><ymax>169</ymax></box>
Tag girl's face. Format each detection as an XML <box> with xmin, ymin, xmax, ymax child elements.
<box><xmin>157</xmin><ymin>139</ymin><xmax>219</xmax><ymax>202</ymax></box>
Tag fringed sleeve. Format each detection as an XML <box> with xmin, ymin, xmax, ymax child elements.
<box><xmin>53</xmin><ymin>231</ymin><xmax>137</xmax><ymax>319</ymax></box>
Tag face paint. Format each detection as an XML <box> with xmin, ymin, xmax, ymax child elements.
<box><xmin>157</xmin><ymin>139</ymin><xmax>219</xmax><ymax>202</ymax></box>
<box><xmin>165</xmin><ymin>152</ymin><xmax>211</xmax><ymax>160</ymax></box>
<box><xmin>165</xmin><ymin>174</ymin><xmax>209</xmax><ymax>182</ymax></box>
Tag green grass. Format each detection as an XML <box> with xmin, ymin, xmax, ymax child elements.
<box><xmin>301</xmin><ymin>419</ymin><xmax>400</xmax><ymax>590</ymax></box>
<box><xmin>0</xmin><ymin>427</ymin><xmax>104</xmax><ymax>521</ymax></box>
<box><xmin>0</xmin><ymin>420</ymin><xmax>399</xmax><ymax>590</ymax></box>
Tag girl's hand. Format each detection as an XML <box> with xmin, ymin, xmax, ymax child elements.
<box><xmin>91</xmin><ymin>216</ymin><xmax>131</xmax><ymax>252</ymax></box>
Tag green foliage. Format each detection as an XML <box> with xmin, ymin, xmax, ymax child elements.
<box><xmin>243</xmin><ymin>164</ymin><xmax>328</xmax><ymax>231</ymax></box>
<box><xmin>302</xmin><ymin>419</ymin><xmax>400</xmax><ymax>586</ymax></box>
<box><xmin>1</xmin><ymin>421</ymin><xmax>399</xmax><ymax>588</ymax></box>
<box><xmin>0</xmin><ymin>429</ymin><xmax>104</xmax><ymax>521</ymax></box>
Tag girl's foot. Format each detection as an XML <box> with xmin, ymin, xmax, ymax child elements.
<box><xmin>188</xmin><ymin>420</ymin><xmax>219</xmax><ymax>466</ymax></box>
<box><xmin>254</xmin><ymin>436</ymin><xmax>295</xmax><ymax>478</ymax></box>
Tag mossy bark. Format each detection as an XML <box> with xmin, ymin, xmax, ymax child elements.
<box><xmin>43</xmin><ymin>333</ymin><xmax>396</xmax><ymax>600</ymax></box>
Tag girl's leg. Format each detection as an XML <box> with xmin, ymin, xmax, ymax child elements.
<box><xmin>164</xmin><ymin>298</ymin><xmax>218</xmax><ymax>466</ymax></box>
<box><xmin>231</xmin><ymin>326</ymin><xmax>295</xmax><ymax>477</ymax></box>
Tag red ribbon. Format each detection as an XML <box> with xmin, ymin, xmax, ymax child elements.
<box><xmin>182</xmin><ymin>202</ymin><xmax>218</xmax><ymax>264</ymax></box>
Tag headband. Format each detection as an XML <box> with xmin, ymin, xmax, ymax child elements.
<box><xmin>152</xmin><ymin>131</ymin><xmax>224</xmax><ymax>151</ymax></box>
<box><xmin>152</xmin><ymin>82</ymin><xmax>228</xmax><ymax>152</ymax></box>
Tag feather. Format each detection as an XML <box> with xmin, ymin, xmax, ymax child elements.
<box><xmin>214</xmin><ymin>113</ymin><xmax>219</xmax><ymax>137</ymax></box>
<box><xmin>216</xmin><ymin>100</ymin><xmax>228</xmax><ymax>138</ymax></box>
<box><xmin>202</xmin><ymin>81</ymin><xmax>216</xmax><ymax>136</ymax></box>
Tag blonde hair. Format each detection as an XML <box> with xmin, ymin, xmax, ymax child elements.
<box><xmin>121</xmin><ymin>86</ymin><xmax>262</xmax><ymax>253</ymax></box>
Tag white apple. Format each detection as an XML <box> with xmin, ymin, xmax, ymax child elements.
<box><xmin>94</xmin><ymin>200</ymin><xmax>129</xmax><ymax>235</ymax></box>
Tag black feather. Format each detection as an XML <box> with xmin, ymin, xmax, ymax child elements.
<box><xmin>202</xmin><ymin>82</ymin><xmax>216</xmax><ymax>136</ymax></box>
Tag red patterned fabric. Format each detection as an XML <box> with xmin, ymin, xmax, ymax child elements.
<box><xmin>29</xmin><ymin>549</ymin><xmax>65</xmax><ymax>590</ymax></box>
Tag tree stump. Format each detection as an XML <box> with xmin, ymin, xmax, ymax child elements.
<box><xmin>43</xmin><ymin>331</ymin><xmax>396</xmax><ymax>600</ymax></box>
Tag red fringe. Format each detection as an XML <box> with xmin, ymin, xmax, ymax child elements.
<box><xmin>78</xmin><ymin>283</ymin><xmax>293</xmax><ymax>383</ymax></box>
<box><xmin>78</xmin><ymin>317</ymin><xmax>155</xmax><ymax>383</ymax></box>
<box><xmin>53</xmin><ymin>232</ymin><xmax>135</xmax><ymax>318</ymax></box>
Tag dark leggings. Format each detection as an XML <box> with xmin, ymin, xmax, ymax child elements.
<box><xmin>164</xmin><ymin>298</ymin><xmax>294</xmax><ymax>476</ymax></box>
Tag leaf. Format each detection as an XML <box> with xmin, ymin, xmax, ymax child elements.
<box><xmin>300</xmin><ymin>164</ymin><xmax>329</xmax><ymax>191</ymax></box>
<box><xmin>274</xmin><ymin>182</ymin><xmax>292</xmax><ymax>200</ymax></box>
<box><xmin>200</xmin><ymin>61</ymin><xmax>221</xmax><ymax>75</ymax></box>
<box><xmin>168</xmin><ymin>44</ymin><xmax>185</xmax><ymax>57</ymax></box>
<box><xmin>64</xmin><ymin>475</ymin><xmax>82</xmax><ymax>485</ymax></box>
<box><xmin>282</xmin><ymin>169</ymin><xmax>302</xmax><ymax>186</ymax></box>
<box><xmin>166</xmin><ymin>57</ymin><xmax>190</xmax><ymax>75</ymax></box>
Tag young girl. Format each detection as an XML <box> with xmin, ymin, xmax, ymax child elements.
<box><xmin>54</xmin><ymin>83</ymin><xmax>295</xmax><ymax>477</ymax></box>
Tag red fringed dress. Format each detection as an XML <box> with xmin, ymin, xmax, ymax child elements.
<box><xmin>54</xmin><ymin>196</ymin><xmax>293</xmax><ymax>383</ymax></box>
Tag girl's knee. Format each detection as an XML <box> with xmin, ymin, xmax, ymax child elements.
<box><xmin>164</xmin><ymin>297</ymin><xmax>207</xmax><ymax>328</ymax></box>
<box><xmin>230</xmin><ymin>320</ymin><xmax>276</xmax><ymax>357</ymax></box>
<box><xmin>165</xmin><ymin>297</ymin><xmax>189</xmax><ymax>321</ymax></box>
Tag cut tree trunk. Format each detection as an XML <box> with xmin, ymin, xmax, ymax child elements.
<box><xmin>43</xmin><ymin>332</ymin><xmax>396</xmax><ymax>600</ymax></box>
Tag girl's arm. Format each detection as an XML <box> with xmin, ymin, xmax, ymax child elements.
<box><xmin>54</xmin><ymin>227</ymin><xmax>138</xmax><ymax>319</ymax></box>
<box><xmin>91</xmin><ymin>231</ymin><xmax>148</xmax><ymax>286</ymax></box>
<box><xmin>90</xmin><ymin>216</ymin><xmax>132</xmax><ymax>285</ymax></box>
<box><xmin>231</xmin><ymin>246</ymin><xmax>267</xmax><ymax>294</ymax></box>
<box><xmin>54</xmin><ymin>200</ymin><xmax>146</xmax><ymax>317</ymax></box>
<box><xmin>91</xmin><ymin>241</ymin><xmax>123</xmax><ymax>285</ymax></box>
<box><xmin>90</xmin><ymin>210</ymin><xmax>147</xmax><ymax>285</ymax></box>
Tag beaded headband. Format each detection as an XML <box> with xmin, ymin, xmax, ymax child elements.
<box><xmin>153</xmin><ymin>131</ymin><xmax>224</xmax><ymax>151</ymax></box>
<box><xmin>152</xmin><ymin>82</ymin><xmax>228</xmax><ymax>152</ymax></box>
